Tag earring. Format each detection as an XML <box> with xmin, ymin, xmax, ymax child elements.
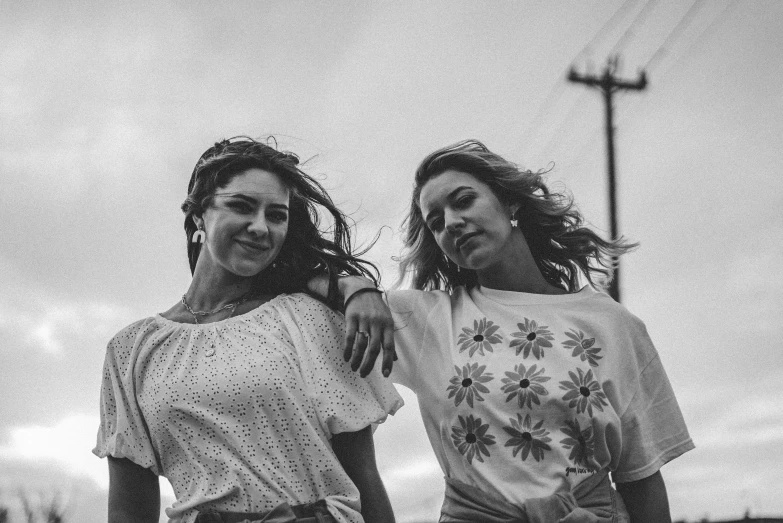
<box><xmin>192</xmin><ymin>228</ymin><xmax>206</xmax><ymax>244</ymax></box>
<box><xmin>510</xmin><ymin>215</ymin><xmax>519</xmax><ymax>228</ymax></box>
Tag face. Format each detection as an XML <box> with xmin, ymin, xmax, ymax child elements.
<box><xmin>419</xmin><ymin>169</ymin><xmax>518</xmax><ymax>273</ymax></box>
<box><xmin>196</xmin><ymin>168</ymin><xmax>290</xmax><ymax>279</ymax></box>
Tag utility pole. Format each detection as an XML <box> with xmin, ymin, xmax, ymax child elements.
<box><xmin>568</xmin><ymin>56</ymin><xmax>647</xmax><ymax>302</ymax></box>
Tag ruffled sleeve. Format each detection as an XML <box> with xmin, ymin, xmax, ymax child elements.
<box><xmin>92</xmin><ymin>318</ymin><xmax>162</xmax><ymax>475</ymax></box>
<box><xmin>276</xmin><ymin>294</ymin><xmax>404</xmax><ymax>436</ymax></box>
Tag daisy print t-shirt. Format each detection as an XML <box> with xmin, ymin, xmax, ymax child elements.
<box><xmin>387</xmin><ymin>285</ymin><xmax>693</xmax><ymax>505</ymax></box>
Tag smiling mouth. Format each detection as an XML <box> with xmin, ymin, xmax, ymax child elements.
<box><xmin>455</xmin><ymin>232</ymin><xmax>480</xmax><ymax>251</ymax></box>
<box><xmin>236</xmin><ymin>240</ymin><xmax>269</xmax><ymax>252</ymax></box>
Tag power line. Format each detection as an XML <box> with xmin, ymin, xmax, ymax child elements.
<box><xmin>519</xmin><ymin>0</ymin><xmax>639</xmax><ymax>156</ymax></box>
<box><xmin>643</xmin><ymin>0</ymin><xmax>707</xmax><ymax>72</ymax></box>
<box><xmin>615</xmin><ymin>0</ymin><xmax>740</xmax><ymax>129</ymax></box>
<box><xmin>574</xmin><ymin>0</ymin><xmax>641</xmax><ymax>63</ymax></box>
<box><xmin>608</xmin><ymin>0</ymin><xmax>660</xmax><ymax>55</ymax></box>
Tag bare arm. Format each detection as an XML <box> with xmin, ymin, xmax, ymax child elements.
<box><xmin>108</xmin><ymin>456</ymin><xmax>160</xmax><ymax>523</ymax></box>
<box><xmin>308</xmin><ymin>275</ymin><xmax>396</xmax><ymax>378</ymax></box>
<box><xmin>331</xmin><ymin>426</ymin><xmax>395</xmax><ymax>523</ymax></box>
<box><xmin>615</xmin><ymin>470</ymin><xmax>671</xmax><ymax>523</ymax></box>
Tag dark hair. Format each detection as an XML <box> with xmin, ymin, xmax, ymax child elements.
<box><xmin>397</xmin><ymin>139</ymin><xmax>637</xmax><ymax>292</ymax></box>
<box><xmin>182</xmin><ymin>136</ymin><xmax>379</xmax><ymax>307</ymax></box>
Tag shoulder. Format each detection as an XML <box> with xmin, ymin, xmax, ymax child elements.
<box><xmin>573</xmin><ymin>287</ymin><xmax>658</xmax><ymax>359</ymax></box>
<box><xmin>386</xmin><ymin>288</ymin><xmax>452</xmax><ymax>311</ymax></box>
<box><xmin>108</xmin><ymin>317</ymin><xmax>159</xmax><ymax>348</ymax></box>
<box><xmin>274</xmin><ymin>292</ymin><xmax>340</xmax><ymax>313</ymax></box>
<box><xmin>269</xmin><ymin>293</ymin><xmax>345</xmax><ymax>327</ymax></box>
<box><xmin>573</xmin><ymin>286</ymin><xmax>647</xmax><ymax>328</ymax></box>
<box><xmin>103</xmin><ymin>316</ymin><xmax>161</xmax><ymax>366</ymax></box>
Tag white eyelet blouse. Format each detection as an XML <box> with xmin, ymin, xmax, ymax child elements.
<box><xmin>94</xmin><ymin>293</ymin><xmax>403</xmax><ymax>523</ymax></box>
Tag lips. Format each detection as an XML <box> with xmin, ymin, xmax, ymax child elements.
<box><xmin>455</xmin><ymin>232</ymin><xmax>480</xmax><ymax>251</ymax></box>
<box><xmin>236</xmin><ymin>239</ymin><xmax>269</xmax><ymax>253</ymax></box>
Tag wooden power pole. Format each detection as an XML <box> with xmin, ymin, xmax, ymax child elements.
<box><xmin>568</xmin><ymin>56</ymin><xmax>647</xmax><ymax>302</ymax></box>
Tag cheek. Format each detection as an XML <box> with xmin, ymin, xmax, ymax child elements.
<box><xmin>272</xmin><ymin>223</ymin><xmax>289</xmax><ymax>245</ymax></box>
<box><xmin>432</xmin><ymin>232</ymin><xmax>452</xmax><ymax>256</ymax></box>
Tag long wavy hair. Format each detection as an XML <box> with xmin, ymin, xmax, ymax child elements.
<box><xmin>397</xmin><ymin>139</ymin><xmax>637</xmax><ymax>293</ymax></box>
<box><xmin>182</xmin><ymin>136</ymin><xmax>379</xmax><ymax>308</ymax></box>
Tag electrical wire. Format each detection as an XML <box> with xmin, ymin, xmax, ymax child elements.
<box><xmin>608</xmin><ymin>0</ymin><xmax>660</xmax><ymax>56</ymax></box>
<box><xmin>616</xmin><ymin>0</ymin><xmax>740</xmax><ymax>129</ymax></box>
<box><xmin>574</xmin><ymin>0</ymin><xmax>641</xmax><ymax>63</ymax></box>
<box><xmin>643</xmin><ymin>0</ymin><xmax>707</xmax><ymax>73</ymax></box>
<box><xmin>518</xmin><ymin>0</ymin><xmax>638</xmax><ymax>155</ymax></box>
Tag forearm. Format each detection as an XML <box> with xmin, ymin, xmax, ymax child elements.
<box><xmin>332</xmin><ymin>427</ymin><xmax>395</xmax><ymax>523</ymax></box>
<box><xmin>108</xmin><ymin>457</ymin><xmax>161</xmax><ymax>523</ymax></box>
<box><xmin>615</xmin><ymin>470</ymin><xmax>671</xmax><ymax>523</ymax></box>
<box><xmin>355</xmin><ymin>472</ymin><xmax>396</xmax><ymax>523</ymax></box>
<box><xmin>307</xmin><ymin>274</ymin><xmax>376</xmax><ymax>302</ymax></box>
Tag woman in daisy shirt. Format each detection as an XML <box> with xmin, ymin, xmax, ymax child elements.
<box><xmin>335</xmin><ymin>140</ymin><xmax>694</xmax><ymax>523</ymax></box>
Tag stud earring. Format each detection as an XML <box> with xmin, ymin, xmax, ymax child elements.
<box><xmin>192</xmin><ymin>228</ymin><xmax>206</xmax><ymax>244</ymax></box>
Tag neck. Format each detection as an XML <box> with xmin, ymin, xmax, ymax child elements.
<box><xmin>475</xmin><ymin>231</ymin><xmax>567</xmax><ymax>294</ymax></box>
<box><xmin>185</xmin><ymin>259</ymin><xmax>256</xmax><ymax>310</ymax></box>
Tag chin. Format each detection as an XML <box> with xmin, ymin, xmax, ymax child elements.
<box><xmin>230</xmin><ymin>261</ymin><xmax>272</xmax><ymax>278</ymax></box>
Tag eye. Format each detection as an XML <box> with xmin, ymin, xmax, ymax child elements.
<box><xmin>454</xmin><ymin>194</ymin><xmax>475</xmax><ymax>208</ymax></box>
<box><xmin>427</xmin><ymin>217</ymin><xmax>444</xmax><ymax>232</ymax></box>
<box><xmin>268</xmin><ymin>211</ymin><xmax>289</xmax><ymax>224</ymax></box>
<box><xmin>227</xmin><ymin>201</ymin><xmax>253</xmax><ymax>213</ymax></box>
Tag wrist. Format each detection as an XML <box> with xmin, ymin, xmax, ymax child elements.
<box><xmin>338</xmin><ymin>276</ymin><xmax>376</xmax><ymax>300</ymax></box>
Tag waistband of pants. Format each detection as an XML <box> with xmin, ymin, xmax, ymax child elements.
<box><xmin>194</xmin><ymin>499</ymin><xmax>335</xmax><ymax>523</ymax></box>
<box><xmin>440</xmin><ymin>470</ymin><xmax>622</xmax><ymax>523</ymax></box>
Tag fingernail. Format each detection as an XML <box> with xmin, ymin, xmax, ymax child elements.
<box><xmin>383</xmin><ymin>369</ymin><xmax>390</xmax><ymax>377</ymax></box>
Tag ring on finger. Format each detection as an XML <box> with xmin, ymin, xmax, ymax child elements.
<box><xmin>357</xmin><ymin>330</ymin><xmax>370</xmax><ymax>337</ymax></box>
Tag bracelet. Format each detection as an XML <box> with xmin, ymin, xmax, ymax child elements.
<box><xmin>343</xmin><ymin>287</ymin><xmax>384</xmax><ymax>310</ymax></box>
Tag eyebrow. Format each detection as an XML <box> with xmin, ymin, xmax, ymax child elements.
<box><xmin>423</xmin><ymin>185</ymin><xmax>473</xmax><ymax>223</ymax></box>
<box><xmin>214</xmin><ymin>192</ymin><xmax>290</xmax><ymax>210</ymax></box>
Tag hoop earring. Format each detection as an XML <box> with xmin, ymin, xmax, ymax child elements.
<box><xmin>192</xmin><ymin>229</ymin><xmax>206</xmax><ymax>244</ymax></box>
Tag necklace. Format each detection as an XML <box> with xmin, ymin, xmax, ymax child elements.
<box><xmin>181</xmin><ymin>291</ymin><xmax>255</xmax><ymax>324</ymax></box>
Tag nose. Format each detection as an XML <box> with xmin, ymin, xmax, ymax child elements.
<box><xmin>247</xmin><ymin>212</ymin><xmax>269</xmax><ymax>237</ymax></box>
<box><xmin>444</xmin><ymin>209</ymin><xmax>464</xmax><ymax>235</ymax></box>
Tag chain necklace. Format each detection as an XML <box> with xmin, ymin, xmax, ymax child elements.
<box><xmin>181</xmin><ymin>291</ymin><xmax>255</xmax><ymax>324</ymax></box>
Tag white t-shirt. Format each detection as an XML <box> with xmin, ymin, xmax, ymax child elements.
<box><xmin>94</xmin><ymin>293</ymin><xmax>403</xmax><ymax>523</ymax></box>
<box><xmin>388</xmin><ymin>285</ymin><xmax>693</xmax><ymax>505</ymax></box>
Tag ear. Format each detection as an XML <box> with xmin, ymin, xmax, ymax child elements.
<box><xmin>508</xmin><ymin>203</ymin><xmax>521</xmax><ymax>218</ymax></box>
<box><xmin>192</xmin><ymin>214</ymin><xmax>204</xmax><ymax>231</ymax></box>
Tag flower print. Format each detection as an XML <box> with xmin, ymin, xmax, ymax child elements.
<box><xmin>509</xmin><ymin>318</ymin><xmax>554</xmax><ymax>359</ymax></box>
<box><xmin>559</xmin><ymin>367</ymin><xmax>608</xmax><ymax>417</ymax></box>
<box><xmin>562</xmin><ymin>329</ymin><xmax>603</xmax><ymax>367</ymax></box>
<box><xmin>446</xmin><ymin>363</ymin><xmax>494</xmax><ymax>408</ymax></box>
<box><xmin>503</xmin><ymin>413</ymin><xmax>552</xmax><ymax>462</ymax></box>
<box><xmin>457</xmin><ymin>318</ymin><xmax>503</xmax><ymax>357</ymax></box>
<box><xmin>451</xmin><ymin>414</ymin><xmax>496</xmax><ymax>465</ymax></box>
<box><xmin>501</xmin><ymin>364</ymin><xmax>551</xmax><ymax>409</ymax></box>
<box><xmin>559</xmin><ymin>418</ymin><xmax>596</xmax><ymax>469</ymax></box>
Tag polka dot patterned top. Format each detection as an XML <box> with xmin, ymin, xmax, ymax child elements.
<box><xmin>93</xmin><ymin>293</ymin><xmax>403</xmax><ymax>523</ymax></box>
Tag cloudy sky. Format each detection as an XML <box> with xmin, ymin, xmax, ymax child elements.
<box><xmin>1</xmin><ymin>1</ymin><xmax>782</xmax><ymax>521</ymax></box>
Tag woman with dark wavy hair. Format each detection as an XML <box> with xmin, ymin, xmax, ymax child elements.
<box><xmin>335</xmin><ymin>140</ymin><xmax>694</xmax><ymax>523</ymax></box>
<box><xmin>93</xmin><ymin>137</ymin><xmax>402</xmax><ymax>523</ymax></box>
